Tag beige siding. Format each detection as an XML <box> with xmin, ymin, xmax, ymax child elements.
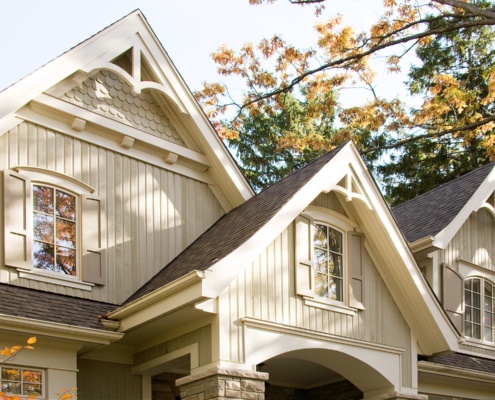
<box><xmin>0</xmin><ymin>121</ymin><xmax>225</xmax><ymax>303</ymax></box>
<box><xmin>133</xmin><ymin>325</ymin><xmax>212</xmax><ymax>367</ymax></box>
<box><xmin>441</xmin><ymin>209</ymin><xmax>495</xmax><ymax>272</ymax></box>
<box><xmin>78</xmin><ymin>359</ymin><xmax>142</xmax><ymax>400</ymax></box>
<box><xmin>221</xmin><ymin>216</ymin><xmax>412</xmax><ymax>386</ymax></box>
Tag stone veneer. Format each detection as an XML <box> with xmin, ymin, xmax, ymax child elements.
<box><xmin>176</xmin><ymin>367</ymin><xmax>268</xmax><ymax>400</ymax></box>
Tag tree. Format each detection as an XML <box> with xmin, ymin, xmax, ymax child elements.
<box><xmin>196</xmin><ymin>0</ymin><xmax>495</xmax><ymax>203</ymax></box>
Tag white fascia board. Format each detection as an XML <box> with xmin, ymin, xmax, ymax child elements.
<box><xmin>0</xmin><ymin>10</ymin><xmax>253</xmax><ymax>208</ymax></box>
<box><xmin>108</xmin><ymin>271</ymin><xmax>208</xmax><ymax>332</ymax></box>
<box><xmin>434</xmin><ymin>167</ymin><xmax>495</xmax><ymax>249</ymax></box>
<box><xmin>0</xmin><ymin>314</ymin><xmax>123</xmax><ymax>345</ymax></box>
<box><xmin>201</xmin><ymin>143</ymin><xmax>355</xmax><ymax>298</ymax></box>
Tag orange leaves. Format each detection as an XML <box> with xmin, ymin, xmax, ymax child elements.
<box><xmin>54</xmin><ymin>388</ymin><xmax>78</xmax><ymax>400</ymax></box>
<box><xmin>0</xmin><ymin>337</ymin><xmax>36</xmax><ymax>363</ymax></box>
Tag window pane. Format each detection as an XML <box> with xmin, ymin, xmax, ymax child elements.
<box><xmin>33</xmin><ymin>185</ymin><xmax>53</xmax><ymax>214</ymax></box>
<box><xmin>485</xmin><ymin>283</ymin><xmax>493</xmax><ymax>297</ymax></box>
<box><xmin>465</xmin><ymin>321</ymin><xmax>472</xmax><ymax>337</ymax></box>
<box><xmin>473</xmin><ymin>309</ymin><xmax>481</xmax><ymax>324</ymax></box>
<box><xmin>314</xmin><ymin>273</ymin><xmax>328</xmax><ymax>298</ymax></box>
<box><xmin>465</xmin><ymin>306</ymin><xmax>472</xmax><ymax>322</ymax></box>
<box><xmin>56</xmin><ymin>190</ymin><xmax>76</xmax><ymax>220</ymax></box>
<box><xmin>329</xmin><ymin>254</ymin><xmax>342</xmax><ymax>277</ymax></box>
<box><xmin>2</xmin><ymin>368</ymin><xmax>20</xmax><ymax>380</ymax></box>
<box><xmin>34</xmin><ymin>212</ymin><xmax>54</xmax><ymax>243</ymax></box>
<box><xmin>473</xmin><ymin>324</ymin><xmax>481</xmax><ymax>339</ymax></box>
<box><xmin>465</xmin><ymin>292</ymin><xmax>472</xmax><ymax>307</ymax></box>
<box><xmin>314</xmin><ymin>225</ymin><xmax>327</xmax><ymax>249</ymax></box>
<box><xmin>23</xmin><ymin>383</ymin><xmax>42</xmax><ymax>396</ymax></box>
<box><xmin>328</xmin><ymin>228</ymin><xmax>342</xmax><ymax>253</ymax></box>
<box><xmin>329</xmin><ymin>277</ymin><xmax>343</xmax><ymax>301</ymax></box>
<box><xmin>2</xmin><ymin>382</ymin><xmax>21</xmax><ymax>394</ymax></box>
<box><xmin>56</xmin><ymin>247</ymin><xmax>76</xmax><ymax>275</ymax></box>
<box><xmin>56</xmin><ymin>218</ymin><xmax>76</xmax><ymax>249</ymax></box>
<box><xmin>473</xmin><ymin>292</ymin><xmax>481</xmax><ymax>308</ymax></box>
<box><xmin>33</xmin><ymin>242</ymin><xmax>55</xmax><ymax>271</ymax></box>
<box><xmin>484</xmin><ymin>327</ymin><xmax>492</xmax><ymax>342</ymax></box>
<box><xmin>314</xmin><ymin>249</ymin><xmax>328</xmax><ymax>273</ymax></box>
<box><xmin>22</xmin><ymin>370</ymin><xmax>41</xmax><ymax>384</ymax></box>
<box><xmin>473</xmin><ymin>278</ymin><xmax>481</xmax><ymax>293</ymax></box>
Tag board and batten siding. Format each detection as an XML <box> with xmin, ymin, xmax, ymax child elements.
<box><xmin>218</xmin><ymin>213</ymin><xmax>412</xmax><ymax>387</ymax></box>
<box><xmin>0</xmin><ymin>121</ymin><xmax>225</xmax><ymax>304</ymax></box>
<box><xmin>441</xmin><ymin>208</ymin><xmax>495</xmax><ymax>272</ymax></box>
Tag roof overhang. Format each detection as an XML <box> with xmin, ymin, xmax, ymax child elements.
<box><xmin>433</xmin><ymin>168</ymin><xmax>495</xmax><ymax>249</ymax></box>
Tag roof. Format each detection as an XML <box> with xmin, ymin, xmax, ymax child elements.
<box><xmin>422</xmin><ymin>352</ymin><xmax>495</xmax><ymax>375</ymax></box>
<box><xmin>124</xmin><ymin>143</ymin><xmax>346</xmax><ymax>304</ymax></box>
<box><xmin>393</xmin><ymin>163</ymin><xmax>495</xmax><ymax>243</ymax></box>
<box><xmin>0</xmin><ymin>283</ymin><xmax>117</xmax><ymax>330</ymax></box>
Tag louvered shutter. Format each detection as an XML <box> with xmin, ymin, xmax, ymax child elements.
<box><xmin>442</xmin><ymin>263</ymin><xmax>463</xmax><ymax>333</ymax></box>
<box><xmin>348</xmin><ymin>232</ymin><xmax>365</xmax><ymax>309</ymax></box>
<box><xmin>295</xmin><ymin>215</ymin><xmax>314</xmax><ymax>297</ymax></box>
<box><xmin>81</xmin><ymin>195</ymin><xmax>106</xmax><ymax>285</ymax></box>
<box><xmin>3</xmin><ymin>170</ymin><xmax>32</xmax><ymax>269</ymax></box>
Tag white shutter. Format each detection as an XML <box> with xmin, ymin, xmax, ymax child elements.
<box><xmin>81</xmin><ymin>195</ymin><xmax>106</xmax><ymax>285</ymax></box>
<box><xmin>3</xmin><ymin>170</ymin><xmax>32</xmax><ymax>269</ymax></box>
<box><xmin>295</xmin><ymin>215</ymin><xmax>314</xmax><ymax>297</ymax></box>
<box><xmin>348</xmin><ymin>232</ymin><xmax>365</xmax><ymax>310</ymax></box>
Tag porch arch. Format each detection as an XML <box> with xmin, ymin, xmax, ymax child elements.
<box><xmin>243</xmin><ymin>321</ymin><xmax>404</xmax><ymax>396</ymax></box>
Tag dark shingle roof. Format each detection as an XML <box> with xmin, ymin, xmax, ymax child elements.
<box><xmin>0</xmin><ymin>283</ymin><xmax>118</xmax><ymax>330</ymax></box>
<box><xmin>392</xmin><ymin>163</ymin><xmax>494</xmax><ymax>243</ymax></box>
<box><xmin>423</xmin><ymin>352</ymin><xmax>495</xmax><ymax>375</ymax></box>
<box><xmin>124</xmin><ymin>143</ymin><xmax>347</xmax><ymax>304</ymax></box>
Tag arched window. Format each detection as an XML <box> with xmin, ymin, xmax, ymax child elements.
<box><xmin>465</xmin><ymin>277</ymin><xmax>495</xmax><ymax>343</ymax></box>
<box><xmin>314</xmin><ymin>224</ymin><xmax>344</xmax><ymax>301</ymax></box>
<box><xmin>33</xmin><ymin>185</ymin><xmax>77</xmax><ymax>276</ymax></box>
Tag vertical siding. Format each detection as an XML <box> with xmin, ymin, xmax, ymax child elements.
<box><xmin>78</xmin><ymin>359</ymin><xmax>142</xmax><ymax>400</ymax></box>
<box><xmin>221</xmin><ymin>222</ymin><xmax>412</xmax><ymax>385</ymax></box>
<box><xmin>0</xmin><ymin>121</ymin><xmax>225</xmax><ymax>304</ymax></box>
<box><xmin>441</xmin><ymin>209</ymin><xmax>495</xmax><ymax>272</ymax></box>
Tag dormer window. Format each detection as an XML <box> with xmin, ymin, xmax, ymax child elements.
<box><xmin>314</xmin><ymin>224</ymin><xmax>344</xmax><ymax>301</ymax></box>
<box><xmin>465</xmin><ymin>277</ymin><xmax>495</xmax><ymax>343</ymax></box>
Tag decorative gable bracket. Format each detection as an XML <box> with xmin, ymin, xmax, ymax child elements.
<box><xmin>324</xmin><ymin>166</ymin><xmax>373</xmax><ymax>211</ymax></box>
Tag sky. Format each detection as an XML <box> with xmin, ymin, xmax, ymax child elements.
<box><xmin>0</xmin><ymin>0</ymin><xmax>409</xmax><ymax>105</ymax></box>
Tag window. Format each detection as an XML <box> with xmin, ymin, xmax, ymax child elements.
<box><xmin>465</xmin><ymin>277</ymin><xmax>495</xmax><ymax>343</ymax></box>
<box><xmin>314</xmin><ymin>224</ymin><xmax>343</xmax><ymax>301</ymax></box>
<box><xmin>295</xmin><ymin>209</ymin><xmax>364</xmax><ymax>310</ymax></box>
<box><xmin>33</xmin><ymin>185</ymin><xmax>77</xmax><ymax>276</ymax></box>
<box><xmin>3</xmin><ymin>168</ymin><xmax>106</xmax><ymax>286</ymax></box>
<box><xmin>0</xmin><ymin>366</ymin><xmax>43</xmax><ymax>398</ymax></box>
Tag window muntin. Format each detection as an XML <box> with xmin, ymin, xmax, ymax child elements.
<box><xmin>314</xmin><ymin>224</ymin><xmax>344</xmax><ymax>301</ymax></box>
<box><xmin>33</xmin><ymin>185</ymin><xmax>77</xmax><ymax>276</ymax></box>
<box><xmin>465</xmin><ymin>277</ymin><xmax>495</xmax><ymax>342</ymax></box>
<box><xmin>0</xmin><ymin>366</ymin><xmax>43</xmax><ymax>397</ymax></box>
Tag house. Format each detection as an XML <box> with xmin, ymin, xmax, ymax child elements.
<box><xmin>0</xmin><ymin>9</ymin><xmax>493</xmax><ymax>400</ymax></box>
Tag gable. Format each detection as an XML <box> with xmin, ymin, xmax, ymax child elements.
<box><xmin>0</xmin><ymin>10</ymin><xmax>253</xmax><ymax>211</ymax></box>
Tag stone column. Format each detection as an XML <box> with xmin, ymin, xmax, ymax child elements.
<box><xmin>176</xmin><ymin>367</ymin><xmax>268</xmax><ymax>400</ymax></box>
<box><xmin>368</xmin><ymin>392</ymin><xmax>428</xmax><ymax>400</ymax></box>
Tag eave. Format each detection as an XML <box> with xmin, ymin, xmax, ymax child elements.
<box><xmin>108</xmin><ymin>271</ymin><xmax>209</xmax><ymax>332</ymax></box>
<box><xmin>0</xmin><ymin>314</ymin><xmax>123</xmax><ymax>345</ymax></box>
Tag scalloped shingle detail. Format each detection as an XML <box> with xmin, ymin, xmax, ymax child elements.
<box><xmin>62</xmin><ymin>70</ymin><xmax>185</xmax><ymax>147</ymax></box>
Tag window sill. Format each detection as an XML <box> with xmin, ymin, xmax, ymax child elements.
<box><xmin>460</xmin><ymin>337</ymin><xmax>495</xmax><ymax>350</ymax></box>
<box><xmin>303</xmin><ymin>296</ymin><xmax>358</xmax><ymax>316</ymax></box>
<box><xmin>18</xmin><ymin>270</ymin><xmax>94</xmax><ymax>291</ymax></box>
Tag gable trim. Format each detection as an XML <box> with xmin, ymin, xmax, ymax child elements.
<box><xmin>434</xmin><ymin>168</ymin><xmax>495</xmax><ymax>248</ymax></box>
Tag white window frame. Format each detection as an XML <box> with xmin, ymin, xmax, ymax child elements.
<box><xmin>298</xmin><ymin>207</ymin><xmax>362</xmax><ymax>313</ymax></box>
<box><xmin>3</xmin><ymin>167</ymin><xmax>106</xmax><ymax>290</ymax></box>
<box><xmin>0</xmin><ymin>364</ymin><xmax>45</xmax><ymax>399</ymax></box>
<box><xmin>32</xmin><ymin>183</ymin><xmax>80</xmax><ymax>280</ymax></box>
<box><xmin>464</xmin><ymin>276</ymin><xmax>495</xmax><ymax>344</ymax></box>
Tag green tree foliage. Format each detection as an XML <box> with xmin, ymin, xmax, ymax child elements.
<box><xmin>197</xmin><ymin>0</ymin><xmax>495</xmax><ymax>203</ymax></box>
<box><xmin>378</xmin><ymin>5</ymin><xmax>495</xmax><ymax>204</ymax></box>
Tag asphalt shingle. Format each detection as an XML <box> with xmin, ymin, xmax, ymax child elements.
<box><xmin>393</xmin><ymin>163</ymin><xmax>494</xmax><ymax>243</ymax></box>
<box><xmin>0</xmin><ymin>283</ymin><xmax>118</xmax><ymax>330</ymax></box>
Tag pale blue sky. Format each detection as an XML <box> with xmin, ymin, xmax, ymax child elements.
<box><xmin>0</xmin><ymin>0</ymin><xmax>407</xmax><ymax>104</ymax></box>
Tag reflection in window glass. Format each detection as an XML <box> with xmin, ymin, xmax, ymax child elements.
<box><xmin>314</xmin><ymin>224</ymin><xmax>343</xmax><ymax>301</ymax></box>
<box><xmin>465</xmin><ymin>278</ymin><xmax>495</xmax><ymax>342</ymax></box>
<box><xmin>1</xmin><ymin>366</ymin><xmax>42</xmax><ymax>397</ymax></box>
<box><xmin>33</xmin><ymin>185</ymin><xmax>77</xmax><ymax>275</ymax></box>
